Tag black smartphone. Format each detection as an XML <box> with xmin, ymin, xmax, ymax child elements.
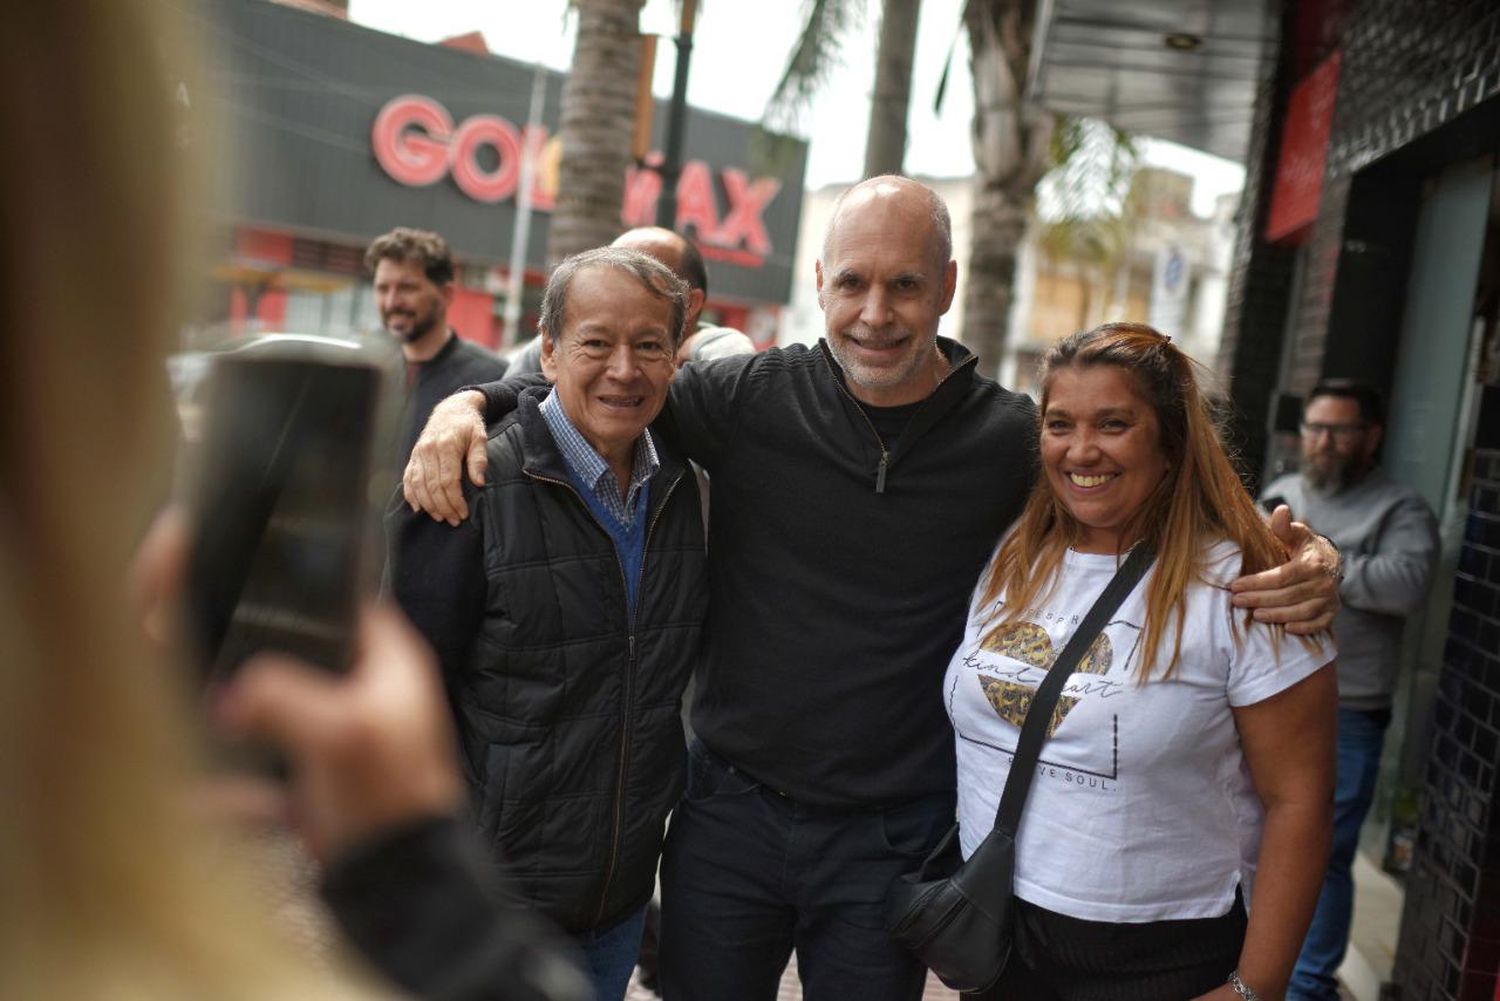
<box><xmin>181</xmin><ymin>334</ymin><xmax>398</xmax><ymax>684</ymax></box>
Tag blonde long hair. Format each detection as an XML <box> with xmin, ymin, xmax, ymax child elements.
<box><xmin>978</xmin><ymin>322</ymin><xmax>1306</xmax><ymax>680</ymax></box>
<box><xmin>0</xmin><ymin>4</ymin><xmax>372</xmax><ymax>998</ymax></box>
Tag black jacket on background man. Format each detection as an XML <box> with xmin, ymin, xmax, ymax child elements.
<box><xmin>387</xmin><ymin>388</ymin><xmax>707</xmax><ymax>933</ymax></box>
<box><xmin>400</xmin><ymin>332</ymin><xmax>509</xmax><ymax>470</ymax></box>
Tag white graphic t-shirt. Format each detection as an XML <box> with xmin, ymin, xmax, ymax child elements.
<box><xmin>944</xmin><ymin>540</ymin><xmax>1334</xmax><ymax>923</ymax></box>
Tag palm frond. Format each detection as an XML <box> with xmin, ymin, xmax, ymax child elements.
<box><xmin>1036</xmin><ymin>116</ymin><xmax>1140</xmax><ymax>223</ymax></box>
<box><xmin>761</xmin><ymin>0</ymin><xmax>867</xmax><ymax>135</ymax></box>
<box><xmin>1048</xmin><ymin>116</ymin><xmax>1087</xmax><ymax>171</ymax></box>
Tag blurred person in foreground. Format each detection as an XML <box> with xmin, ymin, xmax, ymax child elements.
<box><xmin>948</xmin><ymin>323</ymin><xmax>1336</xmax><ymax>1000</ymax></box>
<box><xmin>0</xmin><ymin>5</ymin><xmax>581</xmax><ymax>1001</ymax></box>
<box><xmin>505</xmin><ymin>226</ymin><xmax>752</xmax><ymax>375</ymax></box>
<box><xmin>1259</xmin><ymin>380</ymin><xmax>1438</xmax><ymax>1001</ymax></box>
<box><xmin>398</xmin><ymin>176</ymin><xmax>1343</xmax><ymax>1001</ymax></box>
<box><xmin>366</xmin><ymin>228</ymin><xmax>510</xmax><ymax>468</ymax></box>
<box><xmin>388</xmin><ymin>247</ymin><xmax>705</xmax><ymax>1001</ymax></box>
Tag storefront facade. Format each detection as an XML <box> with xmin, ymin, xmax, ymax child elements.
<box><xmin>199</xmin><ymin>0</ymin><xmax>807</xmax><ymax>349</ymax></box>
<box><xmin>1219</xmin><ymin>5</ymin><xmax>1500</xmax><ymax>996</ymax></box>
<box><xmin>1032</xmin><ymin>2</ymin><xmax>1500</xmax><ymax>997</ymax></box>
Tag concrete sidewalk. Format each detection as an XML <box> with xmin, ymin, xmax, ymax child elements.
<box><xmin>624</xmin><ymin>958</ymin><xmax>961</xmax><ymax>1000</ymax></box>
<box><xmin>623</xmin><ymin>861</ymin><xmax>1402</xmax><ymax>1001</ymax></box>
<box><xmin>1337</xmin><ymin>852</ymin><xmax>1402</xmax><ymax>1001</ymax></box>
<box><xmin>265</xmin><ymin>821</ymin><xmax>1387</xmax><ymax>1001</ymax></box>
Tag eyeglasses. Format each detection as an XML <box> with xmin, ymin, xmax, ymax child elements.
<box><xmin>1299</xmin><ymin>422</ymin><xmax>1368</xmax><ymax>442</ymax></box>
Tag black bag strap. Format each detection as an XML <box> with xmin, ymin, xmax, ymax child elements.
<box><xmin>992</xmin><ymin>544</ymin><xmax>1155</xmax><ymax>836</ymax></box>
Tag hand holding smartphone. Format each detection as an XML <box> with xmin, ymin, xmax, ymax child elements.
<box><xmin>180</xmin><ymin>334</ymin><xmax>399</xmax><ymax>683</ymax></box>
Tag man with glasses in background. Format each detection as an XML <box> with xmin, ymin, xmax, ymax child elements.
<box><xmin>1260</xmin><ymin>379</ymin><xmax>1439</xmax><ymax>1001</ymax></box>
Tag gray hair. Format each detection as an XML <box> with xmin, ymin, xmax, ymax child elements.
<box><xmin>538</xmin><ymin>247</ymin><xmax>691</xmax><ymax>347</ymax></box>
<box><xmin>821</xmin><ymin>175</ymin><xmax>952</xmax><ymax>268</ymax></box>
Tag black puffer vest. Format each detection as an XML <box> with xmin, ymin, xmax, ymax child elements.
<box><xmin>458</xmin><ymin>391</ymin><xmax>706</xmax><ymax>933</ymax></box>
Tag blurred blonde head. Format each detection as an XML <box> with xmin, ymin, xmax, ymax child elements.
<box><xmin>0</xmin><ymin>4</ymin><xmax>373</xmax><ymax>998</ymax></box>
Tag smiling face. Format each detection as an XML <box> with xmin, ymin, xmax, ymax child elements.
<box><xmin>1042</xmin><ymin>364</ymin><xmax>1171</xmax><ymax>555</ymax></box>
<box><xmin>1300</xmin><ymin>394</ymin><xmax>1381</xmax><ymax>492</ymax></box>
<box><xmin>816</xmin><ymin>181</ymin><xmax>956</xmax><ymax>406</ymax></box>
<box><xmin>540</xmin><ymin>264</ymin><xmax>677</xmax><ymax>466</ymax></box>
<box><xmin>373</xmin><ymin>257</ymin><xmax>451</xmax><ymax>354</ymax></box>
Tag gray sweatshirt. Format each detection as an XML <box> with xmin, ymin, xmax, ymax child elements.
<box><xmin>1260</xmin><ymin>467</ymin><xmax>1439</xmax><ymax>710</ymax></box>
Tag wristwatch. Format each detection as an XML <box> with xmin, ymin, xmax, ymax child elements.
<box><xmin>1228</xmin><ymin>971</ymin><xmax>1262</xmax><ymax>1000</ymax></box>
<box><xmin>1321</xmin><ymin>533</ymin><xmax>1345</xmax><ymax>585</ymax></box>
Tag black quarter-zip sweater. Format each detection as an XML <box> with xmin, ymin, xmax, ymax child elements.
<box><xmin>478</xmin><ymin>338</ymin><xmax>1036</xmax><ymax>808</ymax></box>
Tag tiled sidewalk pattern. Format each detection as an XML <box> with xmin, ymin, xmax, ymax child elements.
<box><xmin>624</xmin><ymin>964</ymin><xmax>1352</xmax><ymax>1001</ymax></box>
<box><xmin>624</xmin><ymin>957</ymin><xmax>962</xmax><ymax>1000</ymax></box>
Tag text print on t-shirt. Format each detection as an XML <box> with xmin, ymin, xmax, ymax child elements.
<box><xmin>953</xmin><ymin>598</ymin><xmax>1144</xmax><ymax>789</ymax></box>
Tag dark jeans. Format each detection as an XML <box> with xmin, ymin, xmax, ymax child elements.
<box><xmin>659</xmin><ymin>739</ymin><xmax>955</xmax><ymax>1001</ymax></box>
<box><xmin>968</xmin><ymin>892</ymin><xmax>1248</xmax><ymax>1001</ymax></box>
<box><xmin>574</xmin><ymin>905</ymin><xmax>648</xmax><ymax>1001</ymax></box>
<box><xmin>1289</xmin><ymin>706</ymin><xmax>1391</xmax><ymax>1001</ymax></box>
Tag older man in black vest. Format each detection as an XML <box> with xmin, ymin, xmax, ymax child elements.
<box><xmin>387</xmin><ymin>247</ymin><xmax>706</xmax><ymax>1001</ymax></box>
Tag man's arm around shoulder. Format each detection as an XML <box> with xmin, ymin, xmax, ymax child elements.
<box><xmin>402</xmin><ymin>389</ymin><xmax>497</xmax><ymax>524</ymax></box>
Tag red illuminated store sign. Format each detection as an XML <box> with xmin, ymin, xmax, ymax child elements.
<box><xmin>372</xmin><ymin>95</ymin><xmax>555</xmax><ymax>207</ymax></box>
<box><xmin>1265</xmin><ymin>51</ymin><xmax>1341</xmax><ymax>243</ymax></box>
<box><xmin>371</xmin><ymin>94</ymin><xmax>782</xmax><ymax>266</ymax></box>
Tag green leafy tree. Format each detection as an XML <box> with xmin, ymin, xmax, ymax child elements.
<box><xmin>765</xmin><ymin>0</ymin><xmax>919</xmax><ymax>177</ymax></box>
<box><xmin>1034</xmin><ymin>119</ymin><xmax>1141</xmax><ymax>331</ymax></box>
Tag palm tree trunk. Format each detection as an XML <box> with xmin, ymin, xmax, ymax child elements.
<box><xmin>961</xmin><ymin>0</ymin><xmax>1052</xmax><ymax>377</ymax></box>
<box><xmin>547</xmin><ymin>0</ymin><xmax>646</xmax><ymax>267</ymax></box>
<box><xmin>863</xmin><ymin>0</ymin><xmax>922</xmax><ymax>178</ymax></box>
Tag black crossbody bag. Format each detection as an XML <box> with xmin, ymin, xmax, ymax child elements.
<box><xmin>886</xmin><ymin>544</ymin><xmax>1156</xmax><ymax>992</ymax></box>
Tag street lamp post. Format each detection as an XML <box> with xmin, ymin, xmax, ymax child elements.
<box><xmin>655</xmin><ymin>0</ymin><xmax>699</xmax><ymax>230</ymax></box>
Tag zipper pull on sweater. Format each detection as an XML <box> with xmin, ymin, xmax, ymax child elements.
<box><xmin>876</xmin><ymin>455</ymin><xmax>888</xmax><ymax>494</ymax></box>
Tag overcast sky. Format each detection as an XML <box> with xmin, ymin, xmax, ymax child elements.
<box><xmin>346</xmin><ymin>0</ymin><xmax>1243</xmax><ymax>215</ymax></box>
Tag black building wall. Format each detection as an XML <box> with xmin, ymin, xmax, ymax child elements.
<box><xmin>1224</xmin><ymin>2</ymin><xmax>1500</xmax><ymax>999</ymax></box>
<box><xmin>1214</xmin><ymin>0</ymin><xmax>1301</xmax><ymax>490</ymax></box>
<box><xmin>1406</xmin><ymin>442</ymin><xmax>1500</xmax><ymax>996</ymax></box>
<box><xmin>1283</xmin><ymin>0</ymin><xmax>1499</xmax><ymax>406</ymax></box>
<box><xmin>1233</xmin><ymin>0</ymin><xmax>1500</xmax><ymax>478</ymax></box>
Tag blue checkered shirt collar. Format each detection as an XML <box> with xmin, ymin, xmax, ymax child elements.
<box><xmin>538</xmin><ymin>388</ymin><xmax>660</xmax><ymax>526</ymax></box>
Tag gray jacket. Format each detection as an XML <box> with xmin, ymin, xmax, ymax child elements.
<box><xmin>1260</xmin><ymin>467</ymin><xmax>1439</xmax><ymax>709</ymax></box>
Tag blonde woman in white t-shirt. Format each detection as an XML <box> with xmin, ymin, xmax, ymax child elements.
<box><xmin>945</xmin><ymin>323</ymin><xmax>1336</xmax><ymax>1001</ymax></box>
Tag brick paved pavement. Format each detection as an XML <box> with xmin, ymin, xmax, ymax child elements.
<box><xmin>258</xmin><ymin>833</ymin><xmax>1357</xmax><ymax>1001</ymax></box>
<box><xmin>623</xmin><ymin>957</ymin><xmax>962</xmax><ymax>1000</ymax></box>
<box><xmin>624</xmin><ymin>965</ymin><xmax>1353</xmax><ymax>1000</ymax></box>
